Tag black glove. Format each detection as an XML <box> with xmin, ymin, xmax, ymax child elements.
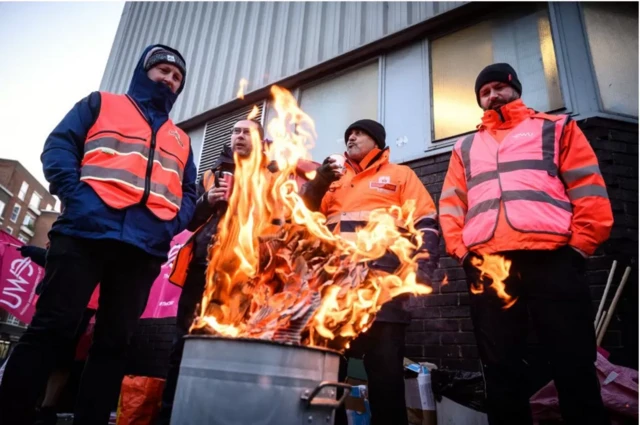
<box><xmin>315</xmin><ymin>157</ymin><xmax>342</xmax><ymax>184</ymax></box>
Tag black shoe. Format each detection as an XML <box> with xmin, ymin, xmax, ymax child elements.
<box><xmin>33</xmin><ymin>406</ymin><xmax>58</xmax><ymax>425</ymax></box>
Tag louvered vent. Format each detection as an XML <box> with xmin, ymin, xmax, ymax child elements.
<box><xmin>198</xmin><ymin>103</ymin><xmax>264</xmax><ymax>181</ymax></box>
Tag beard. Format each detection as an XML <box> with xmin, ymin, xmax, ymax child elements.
<box><xmin>488</xmin><ymin>92</ymin><xmax>519</xmax><ymax>111</ymax></box>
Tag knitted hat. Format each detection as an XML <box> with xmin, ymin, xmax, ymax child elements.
<box><xmin>344</xmin><ymin>119</ymin><xmax>386</xmax><ymax>149</ymax></box>
<box><xmin>144</xmin><ymin>47</ymin><xmax>187</xmax><ymax>78</ymax></box>
<box><xmin>474</xmin><ymin>63</ymin><xmax>522</xmax><ymax>106</ymax></box>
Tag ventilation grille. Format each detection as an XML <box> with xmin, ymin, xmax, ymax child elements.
<box><xmin>198</xmin><ymin>103</ymin><xmax>264</xmax><ymax>181</ymax></box>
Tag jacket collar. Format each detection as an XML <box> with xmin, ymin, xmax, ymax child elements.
<box><xmin>345</xmin><ymin>147</ymin><xmax>389</xmax><ymax>174</ymax></box>
<box><xmin>478</xmin><ymin>99</ymin><xmax>535</xmax><ymax>132</ymax></box>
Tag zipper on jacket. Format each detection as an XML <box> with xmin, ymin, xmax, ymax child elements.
<box><xmin>124</xmin><ymin>95</ymin><xmax>157</xmax><ymax>207</ymax></box>
<box><xmin>497</xmin><ymin>108</ymin><xmax>505</xmax><ymax>122</ymax></box>
<box><xmin>140</xmin><ymin>132</ymin><xmax>156</xmax><ymax>206</ymax></box>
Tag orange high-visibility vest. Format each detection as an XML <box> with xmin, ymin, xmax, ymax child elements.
<box><xmin>80</xmin><ymin>92</ymin><xmax>190</xmax><ymax>221</ymax></box>
<box><xmin>455</xmin><ymin>113</ymin><xmax>573</xmax><ymax>247</ymax></box>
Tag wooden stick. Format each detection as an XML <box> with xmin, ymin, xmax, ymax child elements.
<box><xmin>595</xmin><ymin>310</ymin><xmax>607</xmax><ymax>342</ymax></box>
<box><xmin>597</xmin><ymin>266</ymin><xmax>632</xmax><ymax>346</ymax></box>
<box><xmin>595</xmin><ymin>260</ymin><xmax>617</xmax><ymax>328</ymax></box>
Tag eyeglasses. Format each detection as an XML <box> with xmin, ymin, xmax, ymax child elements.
<box><xmin>231</xmin><ymin>127</ymin><xmax>254</xmax><ymax>136</ymax></box>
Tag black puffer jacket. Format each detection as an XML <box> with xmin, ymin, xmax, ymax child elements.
<box><xmin>187</xmin><ymin>145</ymin><xmax>235</xmax><ymax>266</ymax></box>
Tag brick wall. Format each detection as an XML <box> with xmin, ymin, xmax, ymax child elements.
<box><xmin>404</xmin><ymin>117</ymin><xmax>639</xmax><ymax>376</ymax></box>
<box><xmin>125</xmin><ymin>118</ymin><xmax>637</xmax><ymax>382</ymax></box>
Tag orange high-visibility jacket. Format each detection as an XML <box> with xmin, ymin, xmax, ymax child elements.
<box><xmin>80</xmin><ymin>92</ymin><xmax>191</xmax><ymax>221</ymax></box>
<box><xmin>439</xmin><ymin>99</ymin><xmax>613</xmax><ymax>261</ymax></box>
<box><xmin>320</xmin><ymin>147</ymin><xmax>439</xmax><ymax>251</ymax></box>
<box><xmin>168</xmin><ymin>170</ymin><xmax>216</xmax><ymax>287</ymax></box>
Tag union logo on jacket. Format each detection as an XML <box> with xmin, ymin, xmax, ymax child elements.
<box><xmin>80</xmin><ymin>92</ymin><xmax>191</xmax><ymax>221</ymax></box>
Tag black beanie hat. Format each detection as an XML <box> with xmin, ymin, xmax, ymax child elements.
<box><xmin>144</xmin><ymin>47</ymin><xmax>187</xmax><ymax>78</ymax></box>
<box><xmin>344</xmin><ymin>119</ymin><xmax>386</xmax><ymax>149</ymax></box>
<box><xmin>474</xmin><ymin>63</ymin><xmax>522</xmax><ymax>106</ymax></box>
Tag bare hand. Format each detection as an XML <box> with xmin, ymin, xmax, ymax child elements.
<box><xmin>207</xmin><ymin>181</ymin><xmax>229</xmax><ymax>206</ymax></box>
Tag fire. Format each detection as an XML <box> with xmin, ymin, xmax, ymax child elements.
<box><xmin>192</xmin><ymin>85</ymin><xmax>433</xmax><ymax>351</ymax></box>
<box><xmin>470</xmin><ymin>254</ymin><xmax>517</xmax><ymax>309</ymax></box>
<box><xmin>236</xmin><ymin>78</ymin><xmax>248</xmax><ymax>99</ymax></box>
<box><xmin>441</xmin><ymin>274</ymin><xmax>449</xmax><ymax>287</ymax></box>
<box><xmin>247</xmin><ymin>105</ymin><xmax>260</xmax><ymax>120</ymax></box>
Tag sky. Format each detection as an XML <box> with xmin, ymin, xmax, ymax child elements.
<box><xmin>0</xmin><ymin>1</ymin><xmax>125</xmax><ymax>190</ymax></box>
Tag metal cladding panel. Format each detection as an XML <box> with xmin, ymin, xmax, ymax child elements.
<box><xmin>100</xmin><ymin>2</ymin><xmax>467</xmax><ymax>125</ymax></box>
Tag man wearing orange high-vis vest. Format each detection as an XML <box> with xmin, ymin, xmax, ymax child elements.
<box><xmin>440</xmin><ymin>63</ymin><xmax>613</xmax><ymax>425</ymax></box>
<box><xmin>0</xmin><ymin>45</ymin><xmax>197</xmax><ymax>425</ymax></box>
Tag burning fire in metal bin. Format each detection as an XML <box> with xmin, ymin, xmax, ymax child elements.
<box><xmin>190</xmin><ymin>84</ymin><xmax>433</xmax><ymax>350</ymax></box>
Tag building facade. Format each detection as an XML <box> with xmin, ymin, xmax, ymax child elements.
<box><xmin>0</xmin><ymin>159</ymin><xmax>58</xmax><ymax>246</ymax></box>
<box><xmin>0</xmin><ymin>159</ymin><xmax>58</xmax><ymax>358</ymax></box>
<box><xmin>100</xmin><ymin>2</ymin><xmax>638</xmax><ymax>378</ymax></box>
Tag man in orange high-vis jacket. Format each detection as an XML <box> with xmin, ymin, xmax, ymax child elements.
<box><xmin>0</xmin><ymin>45</ymin><xmax>197</xmax><ymax>425</ymax></box>
<box><xmin>302</xmin><ymin>119</ymin><xmax>440</xmax><ymax>425</ymax></box>
<box><xmin>439</xmin><ymin>63</ymin><xmax>613</xmax><ymax>425</ymax></box>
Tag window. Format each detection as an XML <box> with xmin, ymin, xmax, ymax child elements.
<box><xmin>5</xmin><ymin>227</ymin><xmax>12</xmax><ymax>235</ymax></box>
<box><xmin>582</xmin><ymin>2</ymin><xmax>638</xmax><ymax>117</ymax></box>
<box><xmin>10</xmin><ymin>205</ymin><xmax>20</xmax><ymax>223</ymax></box>
<box><xmin>383</xmin><ymin>40</ymin><xmax>432</xmax><ymax>163</ymax></box>
<box><xmin>5</xmin><ymin>314</ymin><xmax>22</xmax><ymax>327</ymax></box>
<box><xmin>0</xmin><ymin>200</ymin><xmax>5</xmax><ymax>217</ymax></box>
<box><xmin>298</xmin><ymin>61</ymin><xmax>379</xmax><ymax>163</ymax></box>
<box><xmin>28</xmin><ymin>192</ymin><xmax>42</xmax><ymax>211</ymax></box>
<box><xmin>198</xmin><ymin>104</ymin><xmax>265</xmax><ymax>182</ymax></box>
<box><xmin>430</xmin><ymin>4</ymin><xmax>563</xmax><ymax>140</ymax></box>
<box><xmin>22</xmin><ymin>212</ymin><xmax>36</xmax><ymax>229</ymax></box>
<box><xmin>17</xmin><ymin>234</ymin><xmax>29</xmax><ymax>244</ymax></box>
<box><xmin>17</xmin><ymin>182</ymin><xmax>28</xmax><ymax>201</ymax></box>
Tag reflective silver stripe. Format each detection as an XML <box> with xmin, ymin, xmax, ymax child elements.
<box><xmin>567</xmin><ymin>185</ymin><xmax>609</xmax><ymax>200</ymax></box>
<box><xmin>326</xmin><ymin>211</ymin><xmax>407</xmax><ymax>229</ymax></box>
<box><xmin>542</xmin><ymin>119</ymin><xmax>557</xmax><ymax>176</ymax></box>
<box><xmin>561</xmin><ymin>165</ymin><xmax>603</xmax><ymax>184</ymax></box>
<box><xmin>468</xmin><ymin>170</ymin><xmax>498</xmax><ymax>190</ymax></box>
<box><xmin>81</xmin><ymin>165</ymin><xmax>182</xmax><ymax>207</ymax></box>
<box><xmin>502</xmin><ymin>190</ymin><xmax>572</xmax><ymax>212</ymax></box>
<box><xmin>441</xmin><ymin>186</ymin><xmax>468</xmax><ymax>205</ymax></box>
<box><xmin>465</xmin><ymin>199</ymin><xmax>500</xmax><ymax>223</ymax></box>
<box><xmin>498</xmin><ymin>160</ymin><xmax>548</xmax><ymax>173</ymax></box>
<box><xmin>439</xmin><ymin>205</ymin><xmax>466</xmax><ymax>218</ymax></box>
<box><xmin>86</xmin><ymin>137</ymin><xmax>183</xmax><ymax>178</ymax></box>
<box><xmin>460</xmin><ymin>134</ymin><xmax>475</xmax><ymax>183</ymax></box>
<box><xmin>85</xmin><ymin>137</ymin><xmax>149</xmax><ymax>157</ymax></box>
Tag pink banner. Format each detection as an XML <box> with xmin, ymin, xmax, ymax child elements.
<box><xmin>140</xmin><ymin>230</ymin><xmax>192</xmax><ymax>319</ymax></box>
<box><xmin>0</xmin><ymin>232</ymin><xmax>43</xmax><ymax>323</ymax></box>
<box><xmin>0</xmin><ymin>230</ymin><xmax>192</xmax><ymax>323</ymax></box>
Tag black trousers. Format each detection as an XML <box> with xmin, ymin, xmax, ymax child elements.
<box><xmin>0</xmin><ymin>234</ymin><xmax>162</xmax><ymax>425</ymax></box>
<box><xmin>335</xmin><ymin>321</ymin><xmax>408</xmax><ymax>425</ymax></box>
<box><xmin>156</xmin><ymin>264</ymin><xmax>207</xmax><ymax>425</ymax></box>
<box><xmin>466</xmin><ymin>246</ymin><xmax>610</xmax><ymax>425</ymax></box>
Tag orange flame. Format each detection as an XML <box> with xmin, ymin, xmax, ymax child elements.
<box><xmin>441</xmin><ymin>274</ymin><xmax>449</xmax><ymax>287</ymax></box>
<box><xmin>193</xmin><ymin>85</ymin><xmax>432</xmax><ymax>351</ymax></box>
<box><xmin>247</xmin><ymin>105</ymin><xmax>259</xmax><ymax>120</ymax></box>
<box><xmin>236</xmin><ymin>78</ymin><xmax>249</xmax><ymax>99</ymax></box>
<box><xmin>470</xmin><ymin>254</ymin><xmax>517</xmax><ymax>309</ymax></box>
